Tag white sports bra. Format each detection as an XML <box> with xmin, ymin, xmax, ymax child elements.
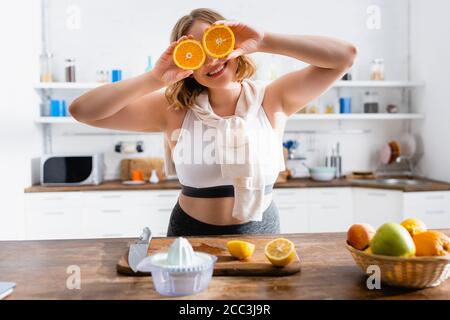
<box><xmin>171</xmin><ymin>79</ymin><xmax>285</xmax><ymax>190</ymax></box>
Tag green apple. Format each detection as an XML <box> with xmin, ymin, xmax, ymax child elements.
<box><xmin>371</xmin><ymin>223</ymin><xmax>416</xmax><ymax>257</ymax></box>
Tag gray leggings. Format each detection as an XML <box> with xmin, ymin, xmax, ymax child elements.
<box><xmin>167</xmin><ymin>201</ymin><xmax>280</xmax><ymax>236</ymax></box>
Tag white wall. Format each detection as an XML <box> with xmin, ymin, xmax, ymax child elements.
<box><xmin>0</xmin><ymin>1</ymin><xmax>42</xmax><ymax>239</ymax></box>
<box><xmin>410</xmin><ymin>0</ymin><xmax>450</xmax><ymax>182</ymax></box>
<box><xmin>44</xmin><ymin>0</ymin><xmax>411</xmax><ymax>176</ymax></box>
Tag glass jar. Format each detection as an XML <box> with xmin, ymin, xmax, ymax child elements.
<box><xmin>40</xmin><ymin>53</ymin><xmax>54</xmax><ymax>82</ymax></box>
<box><xmin>65</xmin><ymin>58</ymin><xmax>76</xmax><ymax>82</ymax></box>
<box><xmin>370</xmin><ymin>58</ymin><xmax>385</xmax><ymax>80</ymax></box>
<box><xmin>363</xmin><ymin>91</ymin><xmax>379</xmax><ymax>113</ymax></box>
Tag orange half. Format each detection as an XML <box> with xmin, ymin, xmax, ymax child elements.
<box><xmin>202</xmin><ymin>25</ymin><xmax>235</xmax><ymax>58</ymax></box>
<box><xmin>264</xmin><ymin>238</ymin><xmax>296</xmax><ymax>267</ymax></box>
<box><xmin>173</xmin><ymin>39</ymin><xmax>206</xmax><ymax>70</ymax></box>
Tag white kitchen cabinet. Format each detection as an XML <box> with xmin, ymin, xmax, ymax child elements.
<box><xmin>25</xmin><ymin>192</ymin><xmax>85</xmax><ymax>240</ymax></box>
<box><xmin>25</xmin><ymin>190</ymin><xmax>180</xmax><ymax>240</ymax></box>
<box><xmin>352</xmin><ymin>188</ymin><xmax>403</xmax><ymax>228</ymax></box>
<box><xmin>274</xmin><ymin>189</ymin><xmax>309</xmax><ymax>233</ymax></box>
<box><xmin>308</xmin><ymin>188</ymin><xmax>353</xmax><ymax>232</ymax></box>
<box><xmin>403</xmin><ymin>192</ymin><xmax>450</xmax><ymax>229</ymax></box>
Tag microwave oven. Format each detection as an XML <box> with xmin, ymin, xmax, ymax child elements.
<box><xmin>40</xmin><ymin>153</ymin><xmax>104</xmax><ymax>186</ymax></box>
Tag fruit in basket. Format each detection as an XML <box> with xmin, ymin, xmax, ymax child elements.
<box><xmin>364</xmin><ymin>247</ymin><xmax>372</xmax><ymax>254</ymax></box>
<box><xmin>401</xmin><ymin>218</ymin><xmax>427</xmax><ymax>237</ymax></box>
<box><xmin>264</xmin><ymin>238</ymin><xmax>296</xmax><ymax>267</ymax></box>
<box><xmin>413</xmin><ymin>230</ymin><xmax>450</xmax><ymax>256</ymax></box>
<box><xmin>347</xmin><ymin>223</ymin><xmax>375</xmax><ymax>250</ymax></box>
<box><xmin>227</xmin><ymin>240</ymin><xmax>255</xmax><ymax>260</ymax></box>
<box><xmin>371</xmin><ymin>223</ymin><xmax>416</xmax><ymax>257</ymax></box>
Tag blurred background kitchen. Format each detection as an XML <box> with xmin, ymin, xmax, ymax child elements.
<box><xmin>1</xmin><ymin>0</ymin><xmax>449</xmax><ymax>240</ymax></box>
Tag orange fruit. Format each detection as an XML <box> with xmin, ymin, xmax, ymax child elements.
<box><xmin>413</xmin><ymin>230</ymin><xmax>450</xmax><ymax>256</ymax></box>
<box><xmin>264</xmin><ymin>238</ymin><xmax>296</xmax><ymax>267</ymax></box>
<box><xmin>173</xmin><ymin>39</ymin><xmax>206</xmax><ymax>70</ymax></box>
<box><xmin>226</xmin><ymin>240</ymin><xmax>255</xmax><ymax>260</ymax></box>
<box><xmin>202</xmin><ymin>25</ymin><xmax>235</xmax><ymax>58</ymax></box>
<box><xmin>401</xmin><ymin>218</ymin><xmax>427</xmax><ymax>237</ymax></box>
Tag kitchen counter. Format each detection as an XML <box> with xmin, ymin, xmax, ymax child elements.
<box><xmin>1</xmin><ymin>231</ymin><xmax>449</xmax><ymax>299</ymax></box>
<box><xmin>24</xmin><ymin>177</ymin><xmax>450</xmax><ymax>193</ymax></box>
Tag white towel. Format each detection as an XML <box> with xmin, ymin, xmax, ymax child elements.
<box><xmin>192</xmin><ymin>80</ymin><xmax>280</xmax><ymax>221</ymax></box>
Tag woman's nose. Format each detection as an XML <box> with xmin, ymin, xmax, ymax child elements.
<box><xmin>205</xmin><ymin>56</ymin><xmax>220</xmax><ymax>66</ymax></box>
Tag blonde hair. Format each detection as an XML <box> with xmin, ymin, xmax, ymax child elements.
<box><xmin>165</xmin><ymin>8</ymin><xmax>256</xmax><ymax>110</ymax></box>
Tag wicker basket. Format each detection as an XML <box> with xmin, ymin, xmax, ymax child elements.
<box><xmin>346</xmin><ymin>243</ymin><xmax>450</xmax><ymax>288</ymax></box>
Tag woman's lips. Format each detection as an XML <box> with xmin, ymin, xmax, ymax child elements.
<box><xmin>207</xmin><ymin>62</ymin><xmax>227</xmax><ymax>78</ymax></box>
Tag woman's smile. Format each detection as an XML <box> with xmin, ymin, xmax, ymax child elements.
<box><xmin>206</xmin><ymin>61</ymin><xmax>228</xmax><ymax>78</ymax></box>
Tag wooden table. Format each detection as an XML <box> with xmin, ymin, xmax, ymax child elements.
<box><xmin>1</xmin><ymin>232</ymin><xmax>449</xmax><ymax>300</ymax></box>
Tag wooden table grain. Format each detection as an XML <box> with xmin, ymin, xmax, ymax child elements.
<box><xmin>1</xmin><ymin>232</ymin><xmax>449</xmax><ymax>300</ymax></box>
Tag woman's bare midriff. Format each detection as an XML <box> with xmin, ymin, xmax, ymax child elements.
<box><xmin>178</xmin><ymin>193</ymin><xmax>273</xmax><ymax>226</ymax></box>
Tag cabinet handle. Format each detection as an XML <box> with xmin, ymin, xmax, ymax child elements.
<box><xmin>367</xmin><ymin>192</ymin><xmax>387</xmax><ymax>197</ymax></box>
<box><xmin>102</xmin><ymin>233</ymin><xmax>123</xmax><ymax>237</ymax></box>
<box><xmin>320</xmin><ymin>205</ymin><xmax>340</xmax><ymax>210</ymax></box>
<box><xmin>157</xmin><ymin>194</ymin><xmax>177</xmax><ymax>198</ymax></box>
<box><xmin>425</xmin><ymin>210</ymin><xmax>445</xmax><ymax>215</ymax></box>
<box><xmin>100</xmin><ymin>209</ymin><xmax>122</xmax><ymax>214</ymax></box>
<box><xmin>43</xmin><ymin>211</ymin><xmax>64</xmax><ymax>216</ymax></box>
<box><xmin>276</xmin><ymin>192</ymin><xmax>296</xmax><ymax>197</ymax></box>
<box><xmin>43</xmin><ymin>197</ymin><xmax>64</xmax><ymax>201</ymax></box>
<box><xmin>278</xmin><ymin>206</ymin><xmax>297</xmax><ymax>210</ymax></box>
<box><xmin>101</xmin><ymin>195</ymin><xmax>122</xmax><ymax>199</ymax></box>
<box><xmin>320</xmin><ymin>192</ymin><xmax>337</xmax><ymax>196</ymax></box>
<box><xmin>425</xmin><ymin>195</ymin><xmax>445</xmax><ymax>200</ymax></box>
<box><xmin>157</xmin><ymin>208</ymin><xmax>172</xmax><ymax>213</ymax></box>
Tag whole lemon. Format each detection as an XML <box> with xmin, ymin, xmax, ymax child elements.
<box><xmin>401</xmin><ymin>218</ymin><xmax>427</xmax><ymax>237</ymax></box>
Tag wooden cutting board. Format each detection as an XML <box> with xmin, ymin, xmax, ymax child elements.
<box><xmin>117</xmin><ymin>236</ymin><xmax>301</xmax><ymax>277</ymax></box>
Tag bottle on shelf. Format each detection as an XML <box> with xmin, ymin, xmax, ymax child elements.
<box><xmin>363</xmin><ymin>91</ymin><xmax>379</xmax><ymax>113</ymax></box>
<box><xmin>40</xmin><ymin>53</ymin><xmax>54</xmax><ymax>82</ymax></box>
<box><xmin>370</xmin><ymin>58</ymin><xmax>385</xmax><ymax>80</ymax></box>
<box><xmin>65</xmin><ymin>58</ymin><xmax>76</xmax><ymax>82</ymax></box>
<box><xmin>145</xmin><ymin>56</ymin><xmax>153</xmax><ymax>73</ymax></box>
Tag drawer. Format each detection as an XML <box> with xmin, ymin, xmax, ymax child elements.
<box><xmin>84</xmin><ymin>191</ymin><xmax>145</xmax><ymax>208</ymax></box>
<box><xmin>404</xmin><ymin>192</ymin><xmax>450</xmax><ymax>229</ymax></box>
<box><xmin>273</xmin><ymin>189</ymin><xmax>309</xmax><ymax>205</ymax></box>
<box><xmin>83</xmin><ymin>207</ymin><xmax>144</xmax><ymax>238</ymax></box>
<box><xmin>309</xmin><ymin>188</ymin><xmax>352</xmax><ymax>204</ymax></box>
<box><xmin>139</xmin><ymin>206</ymin><xmax>173</xmax><ymax>237</ymax></box>
<box><xmin>26</xmin><ymin>208</ymin><xmax>84</xmax><ymax>240</ymax></box>
<box><xmin>25</xmin><ymin>192</ymin><xmax>84</xmax><ymax>209</ymax></box>
<box><xmin>278</xmin><ymin>204</ymin><xmax>308</xmax><ymax>234</ymax></box>
<box><xmin>84</xmin><ymin>190</ymin><xmax>180</xmax><ymax>209</ymax></box>
<box><xmin>146</xmin><ymin>190</ymin><xmax>180</xmax><ymax>207</ymax></box>
<box><xmin>309</xmin><ymin>203</ymin><xmax>352</xmax><ymax>232</ymax></box>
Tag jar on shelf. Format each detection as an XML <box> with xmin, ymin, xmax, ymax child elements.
<box><xmin>40</xmin><ymin>53</ymin><xmax>54</xmax><ymax>82</ymax></box>
<box><xmin>370</xmin><ymin>58</ymin><xmax>385</xmax><ymax>80</ymax></box>
<box><xmin>65</xmin><ymin>58</ymin><xmax>76</xmax><ymax>82</ymax></box>
<box><xmin>363</xmin><ymin>91</ymin><xmax>379</xmax><ymax>113</ymax></box>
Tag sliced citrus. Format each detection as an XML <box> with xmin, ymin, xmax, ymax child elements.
<box><xmin>202</xmin><ymin>25</ymin><xmax>235</xmax><ymax>58</ymax></box>
<box><xmin>227</xmin><ymin>240</ymin><xmax>255</xmax><ymax>260</ymax></box>
<box><xmin>264</xmin><ymin>238</ymin><xmax>296</xmax><ymax>267</ymax></box>
<box><xmin>173</xmin><ymin>39</ymin><xmax>206</xmax><ymax>70</ymax></box>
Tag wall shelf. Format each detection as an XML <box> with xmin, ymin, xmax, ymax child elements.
<box><xmin>34</xmin><ymin>80</ymin><xmax>425</xmax><ymax>91</ymax></box>
<box><xmin>34</xmin><ymin>82</ymin><xmax>105</xmax><ymax>90</ymax></box>
<box><xmin>333</xmin><ymin>81</ymin><xmax>425</xmax><ymax>88</ymax></box>
<box><xmin>290</xmin><ymin>113</ymin><xmax>424</xmax><ymax>120</ymax></box>
<box><xmin>35</xmin><ymin>113</ymin><xmax>424</xmax><ymax>124</ymax></box>
<box><xmin>35</xmin><ymin>117</ymin><xmax>78</xmax><ymax>124</ymax></box>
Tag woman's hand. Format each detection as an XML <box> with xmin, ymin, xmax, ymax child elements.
<box><xmin>213</xmin><ymin>20</ymin><xmax>265</xmax><ymax>60</ymax></box>
<box><xmin>151</xmin><ymin>35</ymin><xmax>195</xmax><ymax>86</ymax></box>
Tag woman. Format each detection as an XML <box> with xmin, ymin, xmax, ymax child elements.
<box><xmin>69</xmin><ymin>8</ymin><xmax>356</xmax><ymax>236</ymax></box>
